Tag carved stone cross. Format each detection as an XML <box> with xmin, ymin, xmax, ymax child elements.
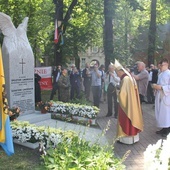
<box><xmin>19</xmin><ymin>59</ymin><xmax>26</xmax><ymax>74</ymax></box>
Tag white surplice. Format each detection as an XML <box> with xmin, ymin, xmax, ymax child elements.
<box><xmin>155</xmin><ymin>69</ymin><xmax>170</xmax><ymax>128</ymax></box>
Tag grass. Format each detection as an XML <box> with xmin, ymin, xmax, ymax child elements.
<box><xmin>0</xmin><ymin>144</ymin><xmax>44</xmax><ymax>170</ymax></box>
<box><xmin>41</xmin><ymin>90</ymin><xmax>57</xmax><ymax>101</ymax></box>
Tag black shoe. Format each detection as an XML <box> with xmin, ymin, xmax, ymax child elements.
<box><xmin>146</xmin><ymin>101</ymin><xmax>154</xmax><ymax>104</ymax></box>
<box><xmin>116</xmin><ymin>140</ymin><xmax>127</xmax><ymax>144</ymax></box>
<box><xmin>106</xmin><ymin>113</ymin><xmax>112</xmax><ymax>117</ymax></box>
<box><xmin>162</xmin><ymin>133</ymin><xmax>168</xmax><ymax>137</ymax></box>
<box><xmin>168</xmin><ymin>127</ymin><xmax>170</xmax><ymax>133</ymax></box>
<box><xmin>156</xmin><ymin>128</ymin><xmax>164</xmax><ymax>134</ymax></box>
<box><xmin>161</xmin><ymin>128</ymin><xmax>169</xmax><ymax>137</ymax></box>
<box><xmin>114</xmin><ymin>115</ymin><xmax>118</xmax><ymax>119</ymax></box>
<box><xmin>116</xmin><ymin>140</ymin><xmax>123</xmax><ymax>144</ymax></box>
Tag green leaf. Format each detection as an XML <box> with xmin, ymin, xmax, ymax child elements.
<box><xmin>48</xmin><ymin>157</ymin><xmax>55</xmax><ymax>164</ymax></box>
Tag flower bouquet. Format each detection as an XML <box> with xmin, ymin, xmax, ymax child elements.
<box><xmin>8</xmin><ymin>107</ymin><xmax>21</xmax><ymax>121</ymax></box>
<box><xmin>3</xmin><ymin>104</ymin><xmax>21</xmax><ymax>121</ymax></box>
<box><xmin>37</xmin><ymin>101</ymin><xmax>52</xmax><ymax>113</ymax></box>
<box><xmin>2</xmin><ymin>84</ymin><xmax>21</xmax><ymax>121</ymax></box>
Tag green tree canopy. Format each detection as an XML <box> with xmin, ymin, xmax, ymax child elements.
<box><xmin>0</xmin><ymin>0</ymin><xmax>169</xmax><ymax>66</ymax></box>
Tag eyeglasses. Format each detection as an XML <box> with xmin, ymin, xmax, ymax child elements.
<box><xmin>160</xmin><ymin>64</ymin><xmax>167</xmax><ymax>67</ymax></box>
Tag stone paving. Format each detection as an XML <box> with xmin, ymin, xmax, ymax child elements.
<box><xmin>18</xmin><ymin>101</ymin><xmax>165</xmax><ymax>170</ymax></box>
<box><xmin>96</xmin><ymin>102</ymin><xmax>164</xmax><ymax>170</ymax></box>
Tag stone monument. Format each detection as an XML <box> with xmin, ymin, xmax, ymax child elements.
<box><xmin>0</xmin><ymin>12</ymin><xmax>35</xmax><ymax>114</ymax></box>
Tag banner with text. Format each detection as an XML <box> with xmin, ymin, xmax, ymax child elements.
<box><xmin>34</xmin><ymin>67</ymin><xmax>52</xmax><ymax>90</ymax></box>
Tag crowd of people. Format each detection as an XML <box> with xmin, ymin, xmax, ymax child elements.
<box><xmin>35</xmin><ymin>57</ymin><xmax>170</xmax><ymax>143</ymax></box>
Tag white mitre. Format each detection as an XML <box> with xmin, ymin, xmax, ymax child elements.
<box><xmin>114</xmin><ymin>59</ymin><xmax>134</xmax><ymax>83</ymax></box>
<box><xmin>114</xmin><ymin>59</ymin><xmax>123</xmax><ymax>70</ymax></box>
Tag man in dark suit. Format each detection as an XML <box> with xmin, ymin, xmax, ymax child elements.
<box><xmin>106</xmin><ymin>64</ymin><xmax>120</xmax><ymax>118</ymax></box>
<box><xmin>34</xmin><ymin>73</ymin><xmax>41</xmax><ymax>103</ymax></box>
<box><xmin>147</xmin><ymin>64</ymin><xmax>158</xmax><ymax>104</ymax></box>
<box><xmin>70</xmin><ymin>67</ymin><xmax>81</xmax><ymax>100</ymax></box>
<box><xmin>82</xmin><ymin>63</ymin><xmax>91</xmax><ymax>101</ymax></box>
<box><xmin>151</xmin><ymin>67</ymin><xmax>158</xmax><ymax>84</ymax></box>
<box><xmin>50</xmin><ymin>65</ymin><xmax>61</xmax><ymax>100</ymax></box>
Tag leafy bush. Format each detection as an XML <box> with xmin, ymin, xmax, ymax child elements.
<box><xmin>42</xmin><ymin>136</ymin><xmax>125</xmax><ymax>170</ymax></box>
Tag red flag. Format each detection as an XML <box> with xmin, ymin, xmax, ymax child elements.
<box><xmin>54</xmin><ymin>19</ymin><xmax>59</xmax><ymax>44</ymax></box>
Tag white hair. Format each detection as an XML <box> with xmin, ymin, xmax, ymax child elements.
<box><xmin>138</xmin><ymin>61</ymin><xmax>145</xmax><ymax>68</ymax></box>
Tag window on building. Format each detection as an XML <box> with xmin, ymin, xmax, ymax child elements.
<box><xmin>92</xmin><ymin>46</ymin><xmax>98</xmax><ymax>53</ymax></box>
<box><xmin>70</xmin><ymin>58</ymin><xmax>75</xmax><ymax>65</ymax></box>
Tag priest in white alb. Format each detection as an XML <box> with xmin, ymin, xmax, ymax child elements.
<box><xmin>152</xmin><ymin>58</ymin><xmax>170</xmax><ymax>137</ymax></box>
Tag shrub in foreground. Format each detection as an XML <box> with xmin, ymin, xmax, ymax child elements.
<box><xmin>42</xmin><ymin>136</ymin><xmax>125</xmax><ymax>170</ymax></box>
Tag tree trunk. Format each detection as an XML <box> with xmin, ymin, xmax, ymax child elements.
<box><xmin>53</xmin><ymin>0</ymin><xmax>77</xmax><ymax>66</ymax></box>
<box><xmin>148</xmin><ymin>0</ymin><xmax>157</xmax><ymax>66</ymax></box>
<box><xmin>54</xmin><ymin>0</ymin><xmax>63</xmax><ymax>66</ymax></box>
<box><xmin>73</xmin><ymin>41</ymin><xmax>80</xmax><ymax>69</ymax></box>
<box><xmin>104</xmin><ymin>0</ymin><xmax>114</xmax><ymax>69</ymax></box>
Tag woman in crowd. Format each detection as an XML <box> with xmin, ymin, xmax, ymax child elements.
<box><xmin>58</xmin><ymin>68</ymin><xmax>70</xmax><ymax>102</ymax></box>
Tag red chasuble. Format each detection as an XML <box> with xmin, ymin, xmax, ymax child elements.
<box><xmin>117</xmin><ymin>74</ymin><xmax>143</xmax><ymax>138</ymax></box>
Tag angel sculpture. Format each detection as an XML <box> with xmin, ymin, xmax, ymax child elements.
<box><xmin>0</xmin><ymin>12</ymin><xmax>33</xmax><ymax>57</ymax></box>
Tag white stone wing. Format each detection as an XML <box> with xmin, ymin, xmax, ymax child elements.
<box><xmin>0</xmin><ymin>12</ymin><xmax>16</xmax><ymax>36</ymax></box>
<box><xmin>16</xmin><ymin>17</ymin><xmax>30</xmax><ymax>44</ymax></box>
<box><xmin>17</xmin><ymin>17</ymin><xmax>29</xmax><ymax>32</ymax></box>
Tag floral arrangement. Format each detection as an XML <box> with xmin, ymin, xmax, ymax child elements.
<box><xmin>11</xmin><ymin>121</ymin><xmax>77</xmax><ymax>149</ymax></box>
<box><xmin>8</xmin><ymin>107</ymin><xmax>21</xmax><ymax>121</ymax></box>
<box><xmin>2</xmin><ymin>84</ymin><xmax>21</xmax><ymax>121</ymax></box>
<box><xmin>37</xmin><ymin>101</ymin><xmax>52</xmax><ymax>112</ymax></box>
<box><xmin>4</xmin><ymin>105</ymin><xmax>21</xmax><ymax>121</ymax></box>
<box><xmin>50</xmin><ymin>101</ymin><xmax>99</xmax><ymax>119</ymax></box>
<box><xmin>144</xmin><ymin>134</ymin><xmax>170</xmax><ymax>170</ymax></box>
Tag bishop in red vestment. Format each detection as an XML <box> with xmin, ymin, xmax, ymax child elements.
<box><xmin>114</xmin><ymin>60</ymin><xmax>143</xmax><ymax>143</ymax></box>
